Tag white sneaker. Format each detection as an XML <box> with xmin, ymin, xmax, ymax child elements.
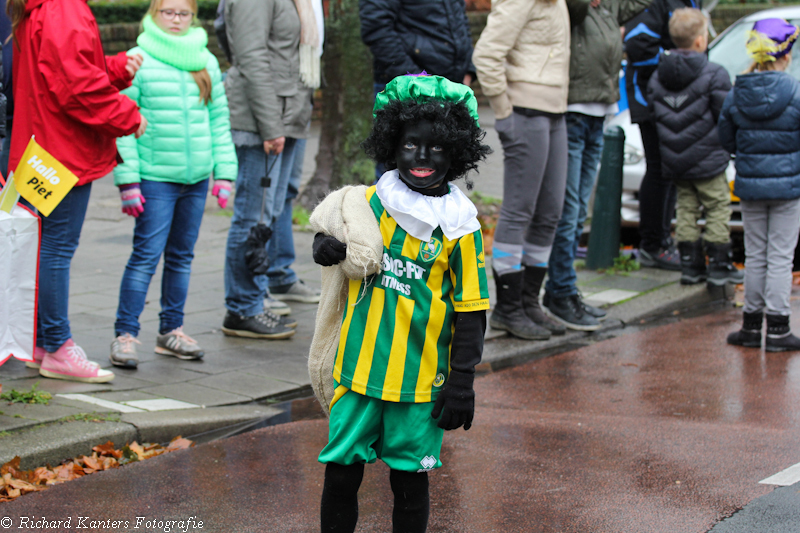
<box><xmin>270</xmin><ymin>280</ymin><xmax>321</xmax><ymax>303</ymax></box>
<box><xmin>264</xmin><ymin>296</ymin><xmax>292</xmax><ymax>316</ymax></box>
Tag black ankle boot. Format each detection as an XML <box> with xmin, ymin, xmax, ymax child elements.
<box><xmin>765</xmin><ymin>314</ymin><xmax>800</xmax><ymax>352</ymax></box>
<box><xmin>727</xmin><ymin>311</ymin><xmax>762</xmax><ymax>348</ymax></box>
<box><xmin>521</xmin><ymin>267</ymin><xmax>566</xmax><ymax>336</ymax></box>
<box><xmin>490</xmin><ymin>268</ymin><xmax>551</xmax><ymax>340</ymax></box>
<box><xmin>706</xmin><ymin>241</ymin><xmax>744</xmax><ymax>286</ymax></box>
<box><xmin>678</xmin><ymin>240</ymin><xmax>707</xmax><ymax>285</ymax></box>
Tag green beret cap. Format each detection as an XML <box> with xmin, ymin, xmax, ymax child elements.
<box><xmin>373</xmin><ymin>73</ymin><xmax>481</xmax><ymax>127</ymax></box>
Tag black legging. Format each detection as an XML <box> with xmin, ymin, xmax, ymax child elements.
<box><xmin>638</xmin><ymin>120</ymin><xmax>677</xmax><ymax>253</ymax></box>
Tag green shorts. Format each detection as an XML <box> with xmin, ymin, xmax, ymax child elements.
<box><xmin>318</xmin><ymin>385</ymin><xmax>444</xmax><ymax>472</ymax></box>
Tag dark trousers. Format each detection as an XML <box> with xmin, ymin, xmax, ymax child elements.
<box><xmin>638</xmin><ymin>120</ymin><xmax>677</xmax><ymax>252</ymax></box>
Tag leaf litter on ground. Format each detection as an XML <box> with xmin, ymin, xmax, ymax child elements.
<box><xmin>0</xmin><ymin>436</ymin><xmax>193</xmax><ymax>503</ymax></box>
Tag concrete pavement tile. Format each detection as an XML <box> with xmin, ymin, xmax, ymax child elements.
<box><xmin>111</xmin><ymin>360</ymin><xmax>211</xmax><ymax>385</ymax></box>
<box><xmin>0</xmin><ymin>415</ymin><xmax>35</xmax><ymax>432</ymax></box>
<box><xmin>69</xmin><ymin>291</ymin><xmax>123</xmax><ymax>310</ymax></box>
<box><xmin>0</xmin><ymin>402</ymin><xmax>88</xmax><ymax>423</ymax></box>
<box><xmin>582</xmin><ymin>274</ymin><xmax>667</xmax><ymax>292</ymax></box>
<box><xmin>0</xmin><ymin>377</ymin><xmax>118</xmax><ymax>395</ymax></box>
<box><xmin>188</xmin><ymin>371</ymin><xmax>298</xmax><ymax>399</ymax></box>
<box><xmin>140</xmin><ymin>382</ymin><xmax>251</xmax><ymax>406</ymax></box>
<box><xmin>89</xmin><ymin>390</ymin><xmax>164</xmax><ymax>403</ymax></box>
<box><xmin>583</xmin><ymin>289</ymin><xmax>640</xmax><ymax>306</ymax></box>
<box><xmin>247</xmin><ymin>357</ymin><xmax>313</xmax><ymax>385</ymax></box>
<box><xmin>0</xmin><ymin>359</ymin><xmax>40</xmax><ymax>379</ymax></box>
<box><xmin>166</xmin><ymin>347</ymin><xmax>276</xmax><ymax>375</ymax></box>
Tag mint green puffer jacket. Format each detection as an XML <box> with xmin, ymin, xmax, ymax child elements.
<box><xmin>114</xmin><ymin>46</ymin><xmax>237</xmax><ymax>185</ymax></box>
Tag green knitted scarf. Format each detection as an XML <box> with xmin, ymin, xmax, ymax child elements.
<box><xmin>137</xmin><ymin>15</ymin><xmax>210</xmax><ymax>71</ymax></box>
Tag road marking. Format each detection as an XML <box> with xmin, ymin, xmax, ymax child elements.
<box><xmin>57</xmin><ymin>393</ymin><xmax>145</xmax><ymax>413</ymax></box>
<box><xmin>759</xmin><ymin>462</ymin><xmax>800</xmax><ymax>486</ymax></box>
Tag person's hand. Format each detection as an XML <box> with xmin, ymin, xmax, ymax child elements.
<box><xmin>431</xmin><ymin>370</ymin><xmax>475</xmax><ymax>431</ymax></box>
<box><xmin>119</xmin><ymin>184</ymin><xmax>145</xmax><ymax>217</ymax></box>
<box><xmin>462</xmin><ymin>73</ymin><xmax>473</xmax><ymax>86</ymax></box>
<box><xmin>313</xmin><ymin>233</ymin><xmax>347</xmax><ymax>266</ymax></box>
<box><xmin>263</xmin><ymin>136</ymin><xmax>285</xmax><ymax>155</ymax></box>
<box><xmin>135</xmin><ymin>115</ymin><xmax>148</xmax><ymax>139</ymax></box>
<box><xmin>211</xmin><ymin>180</ymin><xmax>233</xmax><ymax>209</ymax></box>
<box><xmin>126</xmin><ymin>53</ymin><xmax>143</xmax><ymax>79</ymax></box>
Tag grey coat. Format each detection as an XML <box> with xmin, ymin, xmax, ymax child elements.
<box><xmin>566</xmin><ymin>0</ymin><xmax>648</xmax><ymax>105</ymax></box>
<box><xmin>223</xmin><ymin>0</ymin><xmax>312</xmax><ymax>140</ymax></box>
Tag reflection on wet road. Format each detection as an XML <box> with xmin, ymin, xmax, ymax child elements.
<box><xmin>4</xmin><ymin>307</ymin><xmax>800</xmax><ymax>532</ymax></box>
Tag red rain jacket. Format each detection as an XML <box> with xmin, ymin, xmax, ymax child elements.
<box><xmin>9</xmin><ymin>0</ymin><xmax>141</xmax><ymax>185</ymax></box>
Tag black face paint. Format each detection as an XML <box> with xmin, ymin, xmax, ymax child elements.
<box><xmin>394</xmin><ymin>120</ymin><xmax>452</xmax><ymax>191</ymax></box>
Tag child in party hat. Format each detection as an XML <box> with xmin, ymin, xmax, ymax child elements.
<box><xmin>719</xmin><ymin>18</ymin><xmax>800</xmax><ymax>351</ymax></box>
<box><xmin>309</xmin><ymin>73</ymin><xmax>491</xmax><ymax>532</ymax></box>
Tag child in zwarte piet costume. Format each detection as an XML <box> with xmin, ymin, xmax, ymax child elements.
<box><xmin>308</xmin><ymin>74</ymin><xmax>492</xmax><ymax>533</ymax></box>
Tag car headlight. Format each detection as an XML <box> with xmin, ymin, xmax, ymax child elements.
<box><xmin>623</xmin><ymin>143</ymin><xmax>644</xmax><ymax>165</ymax></box>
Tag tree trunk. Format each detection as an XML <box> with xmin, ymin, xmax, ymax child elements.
<box><xmin>298</xmin><ymin>0</ymin><xmax>375</xmax><ymax>211</ymax></box>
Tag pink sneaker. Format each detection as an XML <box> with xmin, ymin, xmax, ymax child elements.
<box><xmin>26</xmin><ymin>345</ymin><xmax>99</xmax><ymax>370</ymax></box>
<box><xmin>39</xmin><ymin>339</ymin><xmax>114</xmax><ymax>383</ymax></box>
<box><xmin>25</xmin><ymin>346</ymin><xmax>48</xmax><ymax>369</ymax></box>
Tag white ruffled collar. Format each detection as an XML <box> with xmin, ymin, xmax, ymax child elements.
<box><xmin>375</xmin><ymin>170</ymin><xmax>481</xmax><ymax>242</ymax></box>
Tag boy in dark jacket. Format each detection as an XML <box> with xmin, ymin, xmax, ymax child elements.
<box><xmin>647</xmin><ymin>8</ymin><xmax>742</xmax><ymax>286</ymax></box>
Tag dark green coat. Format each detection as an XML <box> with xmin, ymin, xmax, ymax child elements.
<box><xmin>566</xmin><ymin>0</ymin><xmax>649</xmax><ymax>106</ymax></box>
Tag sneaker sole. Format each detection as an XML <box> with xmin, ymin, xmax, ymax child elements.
<box><xmin>766</xmin><ymin>345</ymin><xmax>798</xmax><ymax>352</ymax></box>
<box><xmin>109</xmin><ymin>355</ymin><xmax>138</xmax><ymax>369</ymax></box>
<box><xmin>706</xmin><ymin>277</ymin><xmax>743</xmax><ymax>287</ymax></box>
<box><xmin>270</xmin><ymin>293</ymin><xmax>320</xmax><ymax>304</ymax></box>
<box><xmin>728</xmin><ymin>340</ymin><xmax>761</xmax><ymax>348</ymax></box>
<box><xmin>25</xmin><ymin>361</ymin><xmax>41</xmax><ymax>370</ymax></box>
<box><xmin>281</xmin><ymin>319</ymin><xmax>299</xmax><ymax>328</ymax></box>
<box><xmin>221</xmin><ymin>326</ymin><xmax>296</xmax><ymax>340</ymax></box>
<box><xmin>265</xmin><ymin>305</ymin><xmax>292</xmax><ymax>316</ymax></box>
<box><xmin>543</xmin><ymin>308</ymin><xmax>602</xmax><ymax>332</ymax></box>
<box><xmin>488</xmin><ymin>318</ymin><xmax>551</xmax><ymax>340</ymax></box>
<box><xmin>39</xmin><ymin>368</ymin><xmax>115</xmax><ymax>383</ymax></box>
<box><xmin>154</xmin><ymin>346</ymin><xmax>204</xmax><ymax>360</ymax></box>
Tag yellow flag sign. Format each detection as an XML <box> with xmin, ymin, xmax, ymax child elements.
<box><xmin>14</xmin><ymin>137</ymin><xmax>79</xmax><ymax>217</ymax></box>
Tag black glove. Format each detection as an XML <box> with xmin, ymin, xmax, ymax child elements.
<box><xmin>431</xmin><ymin>370</ymin><xmax>475</xmax><ymax>430</ymax></box>
<box><xmin>313</xmin><ymin>232</ymin><xmax>347</xmax><ymax>266</ymax></box>
<box><xmin>431</xmin><ymin>310</ymin><xmax>486</xmax><ymax>430</ymax></box>
<box><xmin>244</xmin><ymin>224</ymin><xmax>272</xmax><ymax>275</ymax></box>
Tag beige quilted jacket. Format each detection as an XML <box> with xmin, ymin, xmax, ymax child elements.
<box><xmin>473</xmin><ymin>0</ymin><xmax>571</xmax><ymax>119</ymax></box>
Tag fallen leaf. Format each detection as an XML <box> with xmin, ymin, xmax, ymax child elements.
<box><xmin>166</xmin><ymin>437</ymin><xmax>194</xmax><ymax>451</ymax></box>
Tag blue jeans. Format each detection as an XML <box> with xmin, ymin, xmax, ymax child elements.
<box><xmin>224</xmin><ymin>139</ymin><xmax>301</xmax><ymax>316</ymax></box>
<box><xmin>115</xmin><ymin>179</ymin><xmax>208</xmax><ymax>337</ymax></box>
<box><xmin>267</xmin><ymin>138</ymin><xmax>306</xmax><ymax>290</ymax></box>
<box><xmin>37</xmin><ymin>183</ymin><xmax>92</xmax><ymax>352</ymax></box>
<box><xmin>546</xmin><ymin>113</ymin><xmax>605</xmax><ymax>298</ymax></box>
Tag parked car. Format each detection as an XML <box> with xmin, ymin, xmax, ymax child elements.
<box><xmin>611</xmin><ymin>5</ymin><xmax>800</xmax><ymax>231</ymax></box>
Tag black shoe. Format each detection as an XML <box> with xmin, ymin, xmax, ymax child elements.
<box><xmin>727</xmin><ymin>311</ymin><xmax>762</xmax><ymax>348</ymax></box>
<box><xmin>706</xmin><ymin>241</ymin><xmax>744</xmax><ymax>286</ymax></box>
<box><xmin>546</xmin><ymin>294</ymin><xmax>601</xmax><ymax>331</ymax></box>
<box><xmin>765</xmin><ymin>314</ymin><xmax>800</xmax><ymax>352</ymax></box>
<box><xmin>490</xmin><ymin>269</ymin><xmax>551</xmax><ymax>340</ymax></box>
<box><xmin>222</xmin><ymin>310</ymin><xmax>296</xmax><ymax>339</ymax></box>
<box><xmin>678</xmin><ymin>240</ymin><xmax>707</xmax><ymax>285</ymax></box>
<box><xmin>522</xmin><ymin>267</ymin><xmax>566</xmax><ymax>336</ymax></box>
<box><xmin>638</xmin><ymin>247</ymin><xmax>682</xmax><ymax>271</ymax></box>
<box><xmin>579</xmin><ymin>297</ymin><xmax>607</xmax><ymax>321</ymax></box>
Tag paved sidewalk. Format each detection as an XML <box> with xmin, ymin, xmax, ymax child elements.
<box><xmin>0</xmin><ymin>110</ymin><xmax>733</xmax><ymax>469</ymax></box>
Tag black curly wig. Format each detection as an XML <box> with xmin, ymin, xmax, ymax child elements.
<box><xmin>361</xmin><ymin>99</ymin><xmax>492</xmax><ymax>188</ymax></box>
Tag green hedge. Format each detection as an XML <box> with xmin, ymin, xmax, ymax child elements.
<box><xmin>89</xmin><ymin>0</ymin><xmax>219</xmax><ymax>24</ymax></box>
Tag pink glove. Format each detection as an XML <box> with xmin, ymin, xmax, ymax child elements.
<box><xmin>119</xmin><ymin>184</ymin><xmax>145</xmax><ymax>217</ymax></box>
<box><xmin>212</xmin><ymin>180</ymin><xmax>233</xmax><ymax>209</ymax></box>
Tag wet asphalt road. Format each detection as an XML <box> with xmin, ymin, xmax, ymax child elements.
<box><xmin>3</xmin><ymin>305</ymin><xmax>800</xmax><ymax>532</ymax></box>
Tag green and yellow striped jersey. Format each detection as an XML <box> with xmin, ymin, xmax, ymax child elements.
<box><xmin>333</xmin><ymin>186</ymin><xmax>490</xmax><ymax>403</ymax></box>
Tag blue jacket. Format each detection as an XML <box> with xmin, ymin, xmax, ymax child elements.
<box><xmin>359</xmin><ymin>0</ymin><xmax>476</xmax><ymax>84</ymax></box>
<box><xmin>719</xmin><ymin>71</ymin><xmax>800</xmax><ymax>201</ymax></box>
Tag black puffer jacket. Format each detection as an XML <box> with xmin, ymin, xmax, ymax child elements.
<box><xmin>359</xmin><ymin>0</ymin><xmax>476</xmax><ymax>84</ymax></box>
<box><xmin>647</xmin><ymin>49</ymin><xmax>730</xmax><ymax>180</ymax></box>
